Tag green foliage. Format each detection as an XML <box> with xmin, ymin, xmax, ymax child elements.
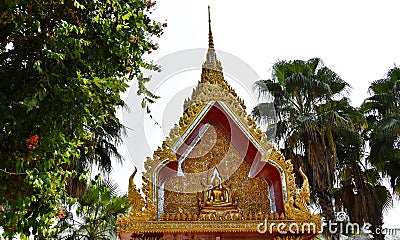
<box><xmin>252</xmin><ymin>58</ymin><xmax>387</xmax><ymax>238</ymax></box>
<box><xmin>253</xmin><ymin>58</ymin><xmax>349</xmax><ymax>194</ymax></box>
<box><xmin>253</xmin><ymin>58</ymin><xmax>354</xmax><ymax>192</ymax></box>
<box><xmin>56</xmin><ymin>175</ymin><xmax>130</xmax><ymax>240</ymax></box>
<box><xmin>362</xmin><ymin>66</ymin><xmax>400</xmax><ymax>196</ymax></box>
<box><xmin>0</xmin><ymin>0</ymin><xmax>163</xmax><ymax>238</ymax></box>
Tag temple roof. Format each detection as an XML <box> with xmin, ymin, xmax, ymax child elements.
<box><xmin>117</xmin><ymin>7</ymin><xmax>320</xmax><ymax>240</ymax></box>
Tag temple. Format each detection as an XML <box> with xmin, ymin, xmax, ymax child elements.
<box><xmin>117</xmin><ymin>7</ymin><xmax>320</xmax><ymax>240</ymax></box>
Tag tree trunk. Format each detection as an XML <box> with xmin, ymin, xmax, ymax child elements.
<box><xmin>317</xmin><ymin>189</ymin><xmax>340</xmax><ymax>239</ymax></box>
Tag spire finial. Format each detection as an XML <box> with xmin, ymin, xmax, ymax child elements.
<box><xmin>202</xmin><ymin>6</ymin><xmax>222</xmax><ymax>71</ymax></box>
<box><xmin>208</xmin><ymin>5</ymin><xmax>214</xmax><ymax>49</ymax></box>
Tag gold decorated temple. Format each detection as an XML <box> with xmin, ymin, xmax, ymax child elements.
<box><xmin>117</xmin><ymin>7</ymin><xmax>321</xmax><ymax>240</ymax></box>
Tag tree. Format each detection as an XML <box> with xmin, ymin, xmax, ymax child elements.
<box><xmin>331</xmin><ymin>104</ymin><xmax>390</xmax><ymax>239</ymax></box>
<box><xmin>56</xmin><ymin>176</ymin><xmax>130</xmax><ymax>240</ymax></box>
<box><xmin>252</xmin><ymin>58</ymin><xmax>387</xmax><ymax>238</ymax></box>
<box><xmin>362</xmin><ymin>66</ymin><xmax>400</xmax><ymax>195</ymax></box>
<box><xmin>0</xmin><ymin>0</ymin><xmax>163</xmax><ymax>238</ymax></box>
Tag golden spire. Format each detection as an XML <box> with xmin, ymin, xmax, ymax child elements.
<box><xmin>202</xmin><ymin>6</ymin><xmax>222</xmax><ymax>71</ymax></box>
<box><xmin>208</xmin><ymin>6</ymin><xmax>214</xmax><ymax>49</ymax></box>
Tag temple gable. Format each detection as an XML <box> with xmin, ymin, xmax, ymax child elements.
<box><xmin>117</xmin><ymin>6</ymin><xmax>320</xmax><ymax>240</ymax></box>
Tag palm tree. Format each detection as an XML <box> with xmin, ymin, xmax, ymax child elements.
<box><xmin>65</xmin><ymin>118</ymin><xmax>126</xmax><ymax>198</ymax></box>
<box><xmin>332</xmin><ymin>120</ymin><xmax>391</xmax><ymax>240</ymax></box>
<box><xmin>361</xmin><ymin>66</ymin><xmax>400</xmax><ymax>196</ymax></box>
<box><xmin>252</xmin><ymin>58</ymin><xmax>387</xmax><ymax>238</ymax></box>
<box><xmin>57</xmin><ymin>176</ymin><xmax>130</xmax><ymax>240</ymax></box>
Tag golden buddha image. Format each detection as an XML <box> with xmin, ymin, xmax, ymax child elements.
<box><xmin>198</xmin><ymin>169</ymin><xmax>238</xmax><ymax>216</ymax></box>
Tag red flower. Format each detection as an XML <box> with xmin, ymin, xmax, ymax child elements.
<box><xmin>26</xmin><ymin>135</ymin><xmax>39</xmax><ymax>150</ymax></box>
<box><xmin>8</xmin><ymin>105</ymin><xmax>12</xmax><ymax>109</ymax></box>
<box><xmin>35</xmin><ymin>105</ymin><xmax>40</xmax><ymax>109</ymax></box>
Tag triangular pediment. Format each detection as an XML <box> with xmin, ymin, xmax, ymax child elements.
<box><xmin>118</xmin><ymin>8</ymin><xmax>320</xmax><ymax>239</ymax></box>
<box><xmin>141</xmin><ymin>66</ymin><xmax>289</xmax><ymax>213</ymax></box>
<box><xmin>120</xmin><ymin>66</ymin><xmax>320</xmax><ymax>236</ymax></box>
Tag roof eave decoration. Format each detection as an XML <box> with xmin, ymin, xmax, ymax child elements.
<box><xmin>118</xmin><ymin>159</ymin><xmax>320</xmax><ymax>234</ymax></box>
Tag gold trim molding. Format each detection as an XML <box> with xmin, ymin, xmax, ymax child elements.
<box><xmin>118</xmin><ymin>219</ymin><xmax>319</xmax><ymax>234</ymax></box>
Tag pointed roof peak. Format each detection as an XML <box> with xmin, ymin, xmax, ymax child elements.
<box><xmin>208</xmin><ymin>6</ymin><xmax>214</xmax><ymax>49</ymax></box>
<box><xmin>203</xmin><ymin>6</ymin><xmax>222</xmax><ymax>71</ymax></box>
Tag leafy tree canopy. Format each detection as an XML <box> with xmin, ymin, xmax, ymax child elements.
<box><xmin>362</xmin><ymin>66</ymin><xmax>400</xmax><ymax>195</ymax></box>
<box><xmin>0</xmin><ymin>0</ymin><xmax>163</xmax><ymax>238</ymax></box>
<box><xmin>56</xmin><ymin>175</ymin><xmax>130</xmax><ymax>240</ymax></box>
<box><xmin>252</xmin><ymin>58</ymin><xmax>389</xmax><ymax>239</ymax></box>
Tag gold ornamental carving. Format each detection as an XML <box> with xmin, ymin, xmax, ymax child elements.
<box><xmin>141</xmin><ymin>66</ymin><xmax>272</xmax><ymax>204</ymax></box>
<box><xmin>119</xmin><ymin>143</ymin><xmax>321</xmax><ymax>234</ymax></box>
<box><xmin>127</xmin><ymin>167</ymin><xmax>156</xmax><ymax>221</ymax></box>
<box><xmin>284</xmin><ymin>167</ymin><xmax>319</xmax><ymax>222</ymax></box>
<box><xmin>162</xmin><ymin>126</ymin><xmax>270</xmax><ymax>217</ymax></box>
<box><xmin>118</xmin><ymin>46</ymin><xmax>321</xmax><ymax>237</ymax></box>
<box><xmin>118</xmin><ymin>219</ymin><xmax>319</xmax><ymax>234</ymax></box>
<box><xmin>119</xmin><ymin>151</ymin><xmax>321</xmax><ymax>234</ymax></box>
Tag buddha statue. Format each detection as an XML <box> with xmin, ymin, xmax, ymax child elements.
<box><xmin>198</xmin><ymin>175</ymin><xmax>238</xmax><ymax>215</ymax></box>
<box><xmin>205</xmin><ymin>177</ymin><xmax>229</xmax><ymax>206</ymax></box>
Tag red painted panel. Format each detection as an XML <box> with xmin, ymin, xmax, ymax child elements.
<box><xmin>157</xmin><ymin>102</ymin><xmax>285</xmax><ymax>214</ymax></box>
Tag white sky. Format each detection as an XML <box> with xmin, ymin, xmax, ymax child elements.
<box><xmin>111</xmin><ymin>0</ymin><xmax>400</xmax><ymax>230</ymax></box>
